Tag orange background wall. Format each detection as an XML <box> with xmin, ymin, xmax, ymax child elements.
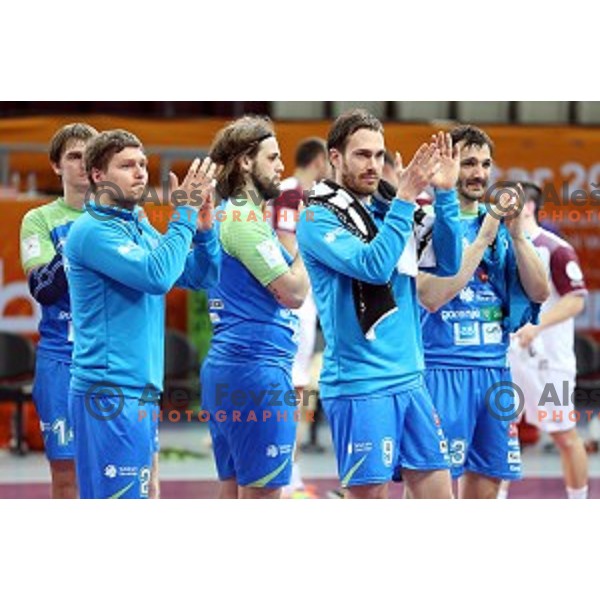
<box><xmin>2</xmin><ymin>116</ymin><xmax>600</xmax><ymax>337</ymax></box>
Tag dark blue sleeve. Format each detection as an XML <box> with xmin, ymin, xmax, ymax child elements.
<box><xmin>176</xmin><ymin>228</ymin><xmax>221</xmax><ymax>290</ymax></box>
<box><xmin>430</xmin><ymin>188</ymin><xmax>462</xmax><ymax>277</ymax></box>
<box><xmin>28</xmin><ymin>253</ymin><xmax>68</xmax><ymax>305</ymax></box>
<box><xmin>297</xmin><ymin>200</ymin><xmax>415</xmax><ymax>285</ymax></box>
<box><xmin>77</xmin><ymin>206</ymin><xmax>197</xmax><ymax>295</ymax></box>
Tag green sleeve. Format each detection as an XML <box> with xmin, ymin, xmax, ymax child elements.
<box><xmin>221</xmin><ymin>207</ymin><xmax>289</xmax><ymax>287</ymax></box>
<box><xmin>20</xmin><ymin>208</ymin><xmax>56</xmax><ymax>273</ymax></box>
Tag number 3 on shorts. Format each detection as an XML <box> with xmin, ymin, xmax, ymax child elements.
<box><xmin>450</xmin><ymin>439</ymin><xmax>467</xmax><ymax>468</ymax></box>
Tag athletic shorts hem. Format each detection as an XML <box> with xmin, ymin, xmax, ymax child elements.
<box><xmin>464</xmin><ymin>466</ymin><xmax>522</xmax><ymax>482</ymax></box>
<box><xmin>401</xmin><ymin>464</ymin><xmax>451</xmax><ymax>473</ymax></box>
<box><xmin>341</xmin><ymin>477</ymin><xmax>393</xmax><ymax>489</ymax></box>
<box><xmin>47</xmin><ymin>452</ymin><xmax>76</xmax><ymax>462</ymax></box>
<box><xmin>237</xmin><ymin>479</ymin><xmax>290</xmax><ymax>490</ymax></box>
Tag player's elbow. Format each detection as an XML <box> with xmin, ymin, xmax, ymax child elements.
<box><xmin>419</xmin><ymin>295</ymin><xmax>443</xmax><ymax>314</ymax></box>
<box><xmin>268</xmin><ymin>271</ymin><xmax>310</xmax><ymax>309</ymax></box>
<box><xmin>417</xmin><ymin>276</ymin><xmax>443</xmax><ymax>313</ymax></box>
<box><xmin>269</xmin><ymin>284</ymin><xmax>308</xmax><ymax>310</ymax></box>
<box><xmin>280</xmin><ymin>291</ymin><xmax>307</xmax><ymax>310</ymax></box>
<box><xmin>530</xmin><ymin>282</ymin><xmax>550</xmax><ymax>304</ymax></box>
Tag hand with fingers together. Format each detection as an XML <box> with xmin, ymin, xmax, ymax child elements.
<box><xmin>500</xmin><ymin>183</ymin><xmax>526</xmax><ymax>239</ymax></box>
<box><xmin>429</xmin><ymin>132</ymin><xmax>460</xmax><ymax>191</ymax></box>
<box><xmin>394</xmin><ymin>143</ymin><xmax>441</xmax><ymax>204</ymax></box>
<box><xmin>168</xmin><ymin>156</ymin><xmax>219</xmax><ymax>212</ymax></box>
<box><xmin>196</xmin><ymin>186</ymin><xmax>217</xmax><ymax>231</ymax></box>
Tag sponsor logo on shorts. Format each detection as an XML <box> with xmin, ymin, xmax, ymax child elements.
<box><xmin>381</xmin><ymin>438</ymin><xmax>394</xmax><ymax>468</ymax></box>
<box><xmin>348</xmin><ymin>441</ymin><xmax>374</xmax><ymax>456</ymax></box>
<box><xmin>507</xmin><ymin>451</ymin><xmax>521</xmax><ymax>465</ymax></box>
<box><xmin>266</xmin><ymin>444</ymin><xmax>293</xmax><ymax>459</ymax></box>
<box><xmin>103</xmin><ymin>465</ymin><xmax>140</xmax><ymax>478</ymax></box>
<box><xmin>266</xmin><ymin>445</ymin><xmax>279</xmax><ymax>458</ymax></box>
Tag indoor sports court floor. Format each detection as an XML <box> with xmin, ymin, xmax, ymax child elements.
<box><xmin>2</xmin><ymin>420</ymin><xmax>600</xmax><ymax>499</ymax></box>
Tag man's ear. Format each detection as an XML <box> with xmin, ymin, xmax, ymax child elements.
<box><xmin>51</xmin><ymin>162</ymin><xmax>61</xmax><ymax>177</ymax></box>
<box><xmin>91</xmin><ymin>168</ymin><xmax>103</xmax><ymax>185</ymax></box>
<box><xmin>329</xmin><ymin>148</ymin><xmax>342</xmax><ymax>174</ymax></box>
<box><xmin>239</xmin><ymin>154</ymin><xmax>253</xmax><ymax>175</ymax></box>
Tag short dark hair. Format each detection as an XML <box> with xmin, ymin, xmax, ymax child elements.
<box><xmin>328</xmin><ymin>109</ymin><xmax>384</xmax><ymax>154</ymax></box>
<box><xmin>450</xmin><ymin>124</ymin><xmax>495</xmax><ymax>156</ymax></box>
<box><xmin>520</xmin><ymin>181</ymin><xmax>544</xmax><ymax>220</ymax></box>
<box><xmin>49</xmin><ymin>123</ymin><xmax>98</xmax><ymax>165</ymax></box>
<box><xmin>84</xmin><ymin>129</ymin><xmax>143</xmax><ymax>190</ymax></box>
<box><xmin>295</xmin><ymin>138</ymin><xmax>326</xmax><ymax>169</ymax></box>
<box><xmin>210</xmin><ymin>115</ymin><xmax>275</xmax><ymax>199</ymax></box>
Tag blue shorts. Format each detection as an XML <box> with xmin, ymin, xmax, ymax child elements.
<box><xmin>32</xmin><ymin>355</ymin><xmax>74</xmax><ymax>461</ymax></box>
<box><xmin>322</xmin><ymin>381</ymin><xmax>450</xmax><ymax>489</ymax></box>
<box><xmin>71</xmin><ymin>389</ymin><xmax>153</xmax><ymax>499</ymax></box>
<box><xmin>425</xmin><ymin>368</ymin><xmax>522</xmax><ymax>481</ymax></box>
<box><xmin>201</xmin><ymin>359</ymin><xmax>298</xmax><ymax>489</ymax></box>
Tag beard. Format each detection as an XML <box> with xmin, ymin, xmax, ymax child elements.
<box><xmin>340</xmin><ymin>162</ymin><xmax>380</xmax><ymax>198</ymax></box>
<box><xmin>251</xmin><ymin>166</ymin><xmax>280</xmax><ymax>202</ymax></box>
